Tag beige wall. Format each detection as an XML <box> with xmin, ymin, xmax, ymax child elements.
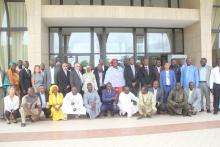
<box><xmin>26</xmin><ymin>0</ymin><xmax>49</xmax><ymax>69</ymax></box>
<box><xmin>24</xmin><ymin>0</ymin><xmax>212</xmax><ymax>68</ymax></box>
<box><xmin>184</xmin><ymin>0</ymin><xmax>212</xmax><ymax>66</ymax></box>
<box><xmin>41</xmin><ymin>5</ymin><xmax>199</xmax><ymax>28</ymax></box>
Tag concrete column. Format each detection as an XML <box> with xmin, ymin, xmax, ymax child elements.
<box><xmin>183</xmin><ymin>0</ymin><xmax>212</xmax><ymax>66</ymax></box>
<box><xmin>25</xmin><ymin>0</ymin><xmax>49</xmax><ymax>69</ymax></box>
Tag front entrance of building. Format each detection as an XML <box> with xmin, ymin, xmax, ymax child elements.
<box><xmin>49</xmin><ymin>27</ymin><xmax>184</xmax><ymax>66</ymax></box>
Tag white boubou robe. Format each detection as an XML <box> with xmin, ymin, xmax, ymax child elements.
<box><xmin>118</xmin><ymin>92</ymin><xmax>139</xmax><ymax>117</ymax></box>
<box><xmin>61</xmin><ymin>92</ymin><xmax>86</xmax><ymax>115</ymax></box>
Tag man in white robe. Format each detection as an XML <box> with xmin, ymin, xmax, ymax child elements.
<box><xmin>84</xmin><ymin>83</ymin><xmax>101</xmax><ymax>119</ymax></box>
<box><xmin>185</xmin><ymin>82</ymin><xmax>201</xmax><ymax>115</ymax></box>
<box><xmin>62</xmin><ymin>86</ymin><xmax>86</xmax><ymax>119</ymax></box>
<box><xmin>118</xmin><ymin>87</ymin><xmax>139</xmax><ymax>117</ymax></box>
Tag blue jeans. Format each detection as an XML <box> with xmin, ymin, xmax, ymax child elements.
<box><xmin>100</xmin><ymin>103</ymin><xmax>119</xmax><ymax>114</ymax></box>
<box><xmin>163</xmin><ymin>85</ymin><xmax>172</xmax><ymax>104</ymax></box>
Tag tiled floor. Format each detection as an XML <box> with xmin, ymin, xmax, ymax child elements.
<box><xmin>0</xmin><ymin>112</ymin><xmax>220</xmax><ymax>147</ymax></box>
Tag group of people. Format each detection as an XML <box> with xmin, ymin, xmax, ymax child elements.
<box><xmin>0</xmin><ymin>56</ymin><xmax>219</xmax><ymax>127</ymax></box>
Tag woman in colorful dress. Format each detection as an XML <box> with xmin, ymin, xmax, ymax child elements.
<box><xmin>47</xmin><ymin>85</ymin><xmax>64</xmax><ymax>121</ymax></box>
<box><xmin>82</xmin><ymin>66</ymin><xmax>98</xmax><ymax>92</ymax></box>
<box><xmin>6</xmin><ymin>63</ymin><xmax>19</xmax><ymax>96</ymax></box>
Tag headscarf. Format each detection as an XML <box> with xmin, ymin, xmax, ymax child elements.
<box><xmin>111</xmin><ymin>58</ymin><xmax>117</xmax><ymax>65</ymax></box>
<box><xmin>49</xmin><ymin>85</ymin><xmax>59</xmax><ymax>95</ymax></box>
<box><xmin>9</xmin><ymin>62</ymin><xmax>16</xmax><ymax>69</ymax></box>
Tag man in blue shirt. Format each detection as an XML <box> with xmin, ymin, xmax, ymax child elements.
<box><xmin>181</xmin><ymin>57</ymin><xmax>199</xmax><ymax>89</ymax></box>
<box><xmin>100</xmin><ymin>82</ymin><xmax>119</xmax><ymax>116</ymax></box>
<box><xmin>36</xmin><ymin>85</ymin><xmax>50</xmax><ymax>118</ymax></box>
<box><xmin>198</xmin><ymin>58</ymin><xmax>212</xmax><ymax>113</ymax></box>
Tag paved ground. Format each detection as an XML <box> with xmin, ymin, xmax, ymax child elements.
<box><xmin>0</xmin><ymin>112</ymin><xmax>220</xmax><ymax>147</ymax></box>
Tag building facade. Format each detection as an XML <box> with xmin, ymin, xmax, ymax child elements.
<box><xmin>0</xmin><ymin>0</ymin><xmax>215</xmax><ymax>69</ymax></box>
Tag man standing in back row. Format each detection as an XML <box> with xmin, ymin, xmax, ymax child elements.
<box><xmin>199</xmin><ymin>58</ymin><xmax>212</xmax><ymax>113</ymax></box>
<box><xmin>44</xmin><ymin>58</ymin><xmax>58</xmax><ymax>92</ymax></box>
<box><xmin>210</xmin><ymin>58</ymin><xmax>220</xmax><ymax>114</ymax></box>
<box><xmin>19</xmin><ymin>61</ymin><xmax>32</xmax><ymax>98</ymax></box>
<box><xmin>181</xmin><ymin>57</ymin><xmax>199</xmax><ymax>89</ymax></box>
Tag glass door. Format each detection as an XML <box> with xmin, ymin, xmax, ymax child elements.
<box><xmin>62</xmin><ymin>28</ymin><xmax>92</xmax><ymax>66</ymax></box>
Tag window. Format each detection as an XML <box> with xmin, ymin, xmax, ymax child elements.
<box><xmin>0</xmin><ymin>32</ymin><xmax>8</xmax><ymax>69</ymax></box>
<box><xmin>106</xmin><ymin>28</ymin><xmax>133</xmax><ymax>53</ymax></box>
<box><xmin>49</xmin><ymin>0</ymin><xmax>180</xmax><ymax>8</ymax></box>
<box><xmin>50</xmin><ymin>28</ymin><xmax>60</xmax><ymax>54</ymax></box>
<box><xmin>133</xmin><ymin>0</ymin><xmax>143</xmax><ymax>6</ymax></box>
<box><xmin>49</xmin><ymin>27</ymin><xmax>184</xmax><ymax>67</ymax></box>
<box><xmin>94</xmin><ymin>28</ymin><xmax>103</xmax><ymax>53</ymax></box>
<box><xmin>0</xmin><ymin>1</ymin><xmax>27</xmax><ymax>69</ymax></box>
<box><xmin>105</xmin><ymin>0</ymin><xmax>131</xmax><ymax>6</ymax></box>
<box><xmin>64</xmin><ymin>28</ymin><xmax>91</xmax><ymax>53</ymax></box>
<box><xmin>213</xmin><ymin>32</ymin><xmax>220</xmax><ymax>49</ymax></box>
<box><xmin>93</xmin><ymin>0</ymin><xmax>102</xmax><ymax>5</ymax></box>
<box><xmin>174</xmin><ymin>29</ymin><xmax>184</xmax><ymax>53</ymax></box>
<box><xmin>10</xmin><ymin>31</ymin><xmax>28</xmax><ymax>62</ymax></box>
<box><xmin>63</xmin><ymin>0</ymin><xmax>90</xmax><ymax>5</ymax></box>
<box><xmin>7</xmin><ymin>2</ymin><xmax>27</xmax><ymax>27</ymax></box>
<box><xmin>0</xmin><ymin>1</ymin><xmax>7</xmax><ymax>28</ymax></box>
<box><xmin>144</xmin><ymin>0</ymin><xmax>168</xmax><ymax>7</ymax></box>
<box><xmin>147</xmin><ymin>29</ymin><xmax>172</xmax><ymax>53</ymax></box>
<box><xmin>136</xmin><ymin>28</ymin><xmax>145</xmax><ymax>56</ymax></box>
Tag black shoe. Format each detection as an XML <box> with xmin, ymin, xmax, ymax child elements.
<box><xmin>213</xmin><ymin>111</ymin><xmax>218</xmax><ymax>115</ymax></box>
<box><xmin>6</xmin><ymin>120</ymin><xmax>11</xmax><ymax>124</ymax></box>
<box><xmin>137</xmin><ymin>116</ymin><xmax>144</xmax><ymax>120</ymax></box>
<box><xmin>200</xmin><ymin>109</ymin><xmax>204</xmax><ymax>112</ymax></box>
<box><xmin>207</xmin><ymin>109</ymin><xmax>211</xmax><ymax>113</ymax></box>
<box><xmin>21</xmin><ymin>123</ymin><xmax>26</xmax><ymax>127</ymax></box>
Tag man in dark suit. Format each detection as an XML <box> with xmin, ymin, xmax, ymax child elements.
<box><xmin>57</xmin><ymin>63</ymin><xmax>71</xmax><ymax>96</ymax></box>
<box><xmin>154</xmin><ymin>59</ymin><xmax>162</xmax><ymax>81</ymax></box>
<box><xmin>94</xmin><ymin>64</ymin><xmax>106</xmax><ymax>98</ymax></box>
<box><xmin>43</xmin><ymin>58</ymin><xmax>58</xmax><ymax>92</ymax></box>
<box><xmin>99</xmin><ymin>58</ymin><xmax>108</xmax><ymax>73</ymax></box>
<box><xmin>70</xmin><ymin>63</ymin><xmax>83</xmax><ymax>94</ymax></box>
<box><xmin>124</xmin><ymin>57</ymin><xmax>139</xmax><ymax>95</ymax></box>
<box><xmin>170</xmin><ymin>59</ymin><xmax>181</xmax><ymax>82</ymax></box>
<box><xmin>19</xmin><ymin>61</ymin><xmax>32</xmax><ymax>98</ymax></box>
<box><xmin>149</xmin><ymin>80</ymin><xmax>165</xmax><ymax>114</ymax></box>
<box><xmin>36</xmin><ymin>85</ymin><xmax>50</xmax><ymax>118</ymax></box>
<box><xmin>139</xmin><ymin>57</ymin><xmax>156</xmax><ymax>88</ymax></box>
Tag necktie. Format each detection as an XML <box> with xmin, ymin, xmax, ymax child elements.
<box><xmin>0</xmin><ymin>73</ymin><xmax>2</xmax><ymax>87</ymax></box>
<box><xmin>77</xmin><ymin>70</ymin><xmax>82</xmax><ymax>83</ymax></box>
<box><xmin>145</xmin><ymin>66</ymin><xmax>149</xmax><ymax>75</ymax></box>
<box><xmin>64</xmin><ymin>70</ymin><xmax>67</xmax><ymax>76</ymax></box>
<box><xmin>131</xmin><ymin>65</ymin><xmax>135</xmax><ymax>78</ymax></box>
<box><xmin>26</xmin><ymin>69</ymin><xmax>30</xmax><ymax>76</ymax></box>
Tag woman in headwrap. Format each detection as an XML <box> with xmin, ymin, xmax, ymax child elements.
<box><xmin>104</xmin><ymin>58</ymin><xmax>125</xmax><ymax>96</ymax></box>
<box><xmin>82</xmin><ymin>65</ymin><xmax>98</xmax><ymax>92</ymax></box>
<box><xmin>47</xmin><ymin>85</ymin><xmax>64</xmax><ymax>121</ymax></box>
<box><xmin>6</xmin><ymin>62</ymin><xmax>20</xmax><ymax>96</ymax></box>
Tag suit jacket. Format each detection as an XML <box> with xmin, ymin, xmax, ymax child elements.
<box><xmin>70</xmin><ymin>68</ymin><xmax>83</xmax><ymax>92</ymax></box>
<box><xmin>154</xmin><ymin>66</ymin><xmax>162</xmax><ymax>81</ymax></box>
<box><xmin>36</xmin><ymin>92</ymin><xmax>49</xmax><ymax>103</ymax></box>
<box><xmin>43</xmin><ymin>67</ymin><xmax>58</xmax><ymax>91</ymax></box>
<box><xmin>149</xmin><ymin>87</ymin><xmax>164</xmax><ymax>103</ymax></box>
<box><xmin>160</xmin><ymin>70</ymin><xmax>176</xmax><ymax>91</ymax></box>
<box><xmin>94</xmin><ymin>70</ymin><xmax>106</xmax><ymax>89</ymax></box>
<box><xmin>185</xmin><ymin>88</ymin><xmax>201</xmax><ymax>112</ymax></box>
<box><xmin>170</xmin><ymin>65</ymin><xmax>181</xmax><ymax>82</ymax></box>
<box><xmin>124</xmin><ymin>65</ymin><xmax>139</xmax><ymax>87</ymax></box>
<box><xmin>57</xmin><ymin>69</ymin><xmax>71</xmax><ymax>96</ymax></box>
<box><xmin>139</xmin><ymin>65</ymin><xmax>156</xmax><ymax>86</ymax></box>
<box><xmin>94</xmin><ymin>65</ymin><xmax>108</xmax><ymax>74</ymax></box>
<box><xmin>0</xmin><ymin>69</ymin><xmax>5</xmax><ymax>88</ymax></box>
<box><xmin>198</xmin><ymin>65</ymin><xmax>212</xmax><ymax>86</ymax></box>
<box><xmin>19</xmin><ymin>68</ymin><xmax>32</xmax><ymax>94</ymax></box>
